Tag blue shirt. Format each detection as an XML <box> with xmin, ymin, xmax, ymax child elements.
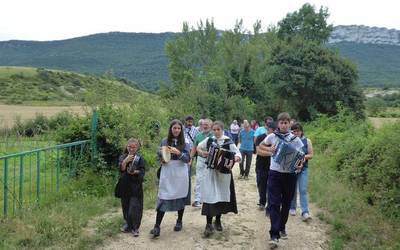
<box><xmin>239</xmin><ymin>128</ymin><xmax>255</xmax><ymax>151</ymax></box>
<box><xmin>254</xmin><ymin>126</ymin><xmax>267</xmax><ymax>138</ymax></box>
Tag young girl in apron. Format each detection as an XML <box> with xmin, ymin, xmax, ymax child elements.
<box><xmin>150</xmin><ymin>119</ymin><xmax>191</xmax><ymax>238</ymax></box>
<box><xmin>196</xmin><ymin>121</ymin><xmax>242</xmax><ymax>237</ymax></box>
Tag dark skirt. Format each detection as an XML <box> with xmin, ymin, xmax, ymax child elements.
<box><xmin>156</xmin><ymin>166</ymin><xmax>191</xmax><ymax>212</ymax></box>
<box><xmin>201</xmin><ymin>174</ymin><xmax>238</xmax><ymax>217</ymax></box>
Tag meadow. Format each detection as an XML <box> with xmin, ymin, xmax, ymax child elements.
<box><xmin>0</xmin><ymin>104</ymin><xmax>86</xmax><ymax>128</ymax></box>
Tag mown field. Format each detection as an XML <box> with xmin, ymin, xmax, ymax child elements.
<box><xmin>0</xmin><ymin>105</ymin><xmax>86</xmax><ymax>128</ymax></box>
<box><xmin>369</xmin><ymin>117</ymin><xmax>400</xmax><ymax>128</ymax></box>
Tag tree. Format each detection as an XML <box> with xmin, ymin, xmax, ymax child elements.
<box><xmin>277</xmin><ymin>3</ymin><xmax>333</xmax><ymax>43</ymax></box>
<box><xmin>268</xmin><ymin>37</ymin><xmax>365</xmax><ymax>120</ymax></box>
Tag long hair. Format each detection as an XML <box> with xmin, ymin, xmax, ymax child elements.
<box><xmin>291</xmin><ymin>122</ymin><xmax>304</xmax><ymax>137</ymax></box>
<box><xmin>167</xmin><ymin>119</ymin><xmax>185</xmax><ymax>151</ymax></box>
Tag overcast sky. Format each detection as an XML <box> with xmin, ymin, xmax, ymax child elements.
<box><xmin>1</xmin><ymin>0</ymin><xmax>399</xmax><ymax>41</ymax></box>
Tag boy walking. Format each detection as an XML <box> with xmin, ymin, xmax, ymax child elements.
<box><xmin>261</xmin><ymin>113</ymin><xmax>304</xmax><ymax>249</ymax></box>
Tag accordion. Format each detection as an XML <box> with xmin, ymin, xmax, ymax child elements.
<box><xmin>127</xmin><ymin>155</ymin><xmax>141</xmax><ymax>175</ymax></box>
<box><xmin>272</xmin><ymin>139</ymin><xmax>305</xmax><ymax>173</ymax></box>
<box><xmin>206</xmin><ymin>141</ymin><xmax>235</xmax><ymax>174</ymax></box>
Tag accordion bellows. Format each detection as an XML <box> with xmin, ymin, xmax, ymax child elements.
<box><xmin>206</xmin><ymin>141</ymin><xmax>235</xmax><ymax>174</ymax></box>
<box><xmin>272</xmin><ymin>140</ymin><xmax>305</xmax><ymax>173</ymax></box>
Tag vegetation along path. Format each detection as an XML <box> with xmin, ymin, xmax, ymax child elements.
<box><xmin>99</xmin><ymin>159</ymin><xmax>330</xmax><ymax>250</ymax></box>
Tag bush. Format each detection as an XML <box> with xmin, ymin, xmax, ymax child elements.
<box><xmin>307</xmin><ymin>111</ymin><xmax>400</xmax><ymax>221</ymax></box>
<box><xmin>55</xmin><ymin>98</ymin><xmax>168</xmax><ymax>172</ymax></box>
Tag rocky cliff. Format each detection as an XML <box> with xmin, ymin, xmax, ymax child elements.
<box><xmin>329</xmin><ymin>25</ymin><xmax>400</xmax><ymax>46</ymax></box>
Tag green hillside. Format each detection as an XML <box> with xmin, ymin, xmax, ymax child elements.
<box><xmin>330</xmin><ymin>42</ymin><xmax>400</xmax><ymax>87</ymax></box>
<box><xmin>1</xmin><ymin>32</ymin><xmax>399</xmax><ymax>90</ymax></box>
<box><xmin>0</xmin><ymin>66</ymin><xmax>150</xmax><ymax>104</ymax></box>
<box><xmin>0</xmin><ymin>32</ymin><xmax>175</xmax><ymax>91</ymax></box>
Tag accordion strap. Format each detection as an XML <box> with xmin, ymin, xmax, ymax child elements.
<box><xmin>274</xmin><ymin>132</ymin><xmax>297</xmax><ymax>143</ymax></box>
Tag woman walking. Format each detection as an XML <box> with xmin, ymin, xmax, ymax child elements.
<box><xmin>150</xmin><ymin>119</ymin><xmax>191</xmax><ymax>238</ymax></box>
<box><xmin>117</xmin><ymin>138</ymin><xmax>145</xmax><ymax>237</ymax></box>
<box><xmin>196</xmin><ymin>121</ymin><xmax>241</xmax><ymax>237</ymax></box>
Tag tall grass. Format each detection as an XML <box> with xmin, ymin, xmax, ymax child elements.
<box><xmin>306</xmin><ymin>113</ymin><xmax>400</xmax><ymax>249</ymax></box>
<box><xmin>0</xmin><ymin>170</ymin><xmax>121</xmax><ymax>249</ymax></box>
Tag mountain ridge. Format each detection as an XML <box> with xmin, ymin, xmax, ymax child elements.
<box><xmin>1</xmin><ymin>25</ymin><xmax>399</xmax><ymax>89</ymax></box>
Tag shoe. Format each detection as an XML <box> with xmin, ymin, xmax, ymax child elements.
<box><xmin>150</xmin><ymin>225</ymin><xmax>160</xmax><ymax>238</ymax></box>
<box><xmin>279</xmin><ymin>230</ymin><xmax>288</xmax><ymax>239</ymax></box>
<box><xmin>120</xmin><ymin>223</ymin><xmax>130</xmax><ymax>233</ymax></box>
<box><xmin>132</xmin><ymin>229</ymin><xmax>139</xmax><ymax>237</ymax></box>
<box><xmin>192</xmin><ymin>201</ymin><xmax>202</xmax><ymax>208</ymax></box>
<box><xmin>244</xmin><ymin>175</ymin><xmax>249</xmax><ymax>180</ymax></box>
<box><xmin>203</xmin><ymin>223</ymin><xmax>214</xmax><ymax>237</ymax></box>
<box><xmin>238</xmin><ymin>175</ymin><xmax>244</xmax><ymax>179</ymax></box>
<box><xmin>257</xmin><ymin>203</ymin><xmax>265</xmax><ymax>210</ymax></box>
<box><xmin>268</xmin><ymin>236</ymin><xmax>279</xmax><ymax>249</ymax></box>
<box><xmin>213</xmin><ymin>221</ymin><xmax>223</xmax><ymax>231</ymax></box>
<box><xmin>174</xmin><ymin>221</ymin><xmax>183</xmax><ymax>231</ymax></box>
<box><xmin>289</xmin><ymin>209</ymin><xmax>296</xmax><ymax>216</ymax></box>
<box><xmin>302</xmin><ymin>212</ymin><xmax>312</xmax><ymax>222</ymax></box>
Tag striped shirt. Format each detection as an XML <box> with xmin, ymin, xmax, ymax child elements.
<box><xmin>184</xmin><ymin>126</ymin><xmax>199</xmax><ymax>150</ymax></box>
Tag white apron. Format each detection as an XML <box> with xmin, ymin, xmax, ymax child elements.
<box><xmin>158</xmin><ymin>160</ymin><xmax>189</xmax><ymax>200</ymax></box>
<box><xmin>200</xmin><ymin>168</ymin><xmax>231</xmax><ymax>204</ymax></box>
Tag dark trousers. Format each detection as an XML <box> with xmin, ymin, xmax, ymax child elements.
<box><xmin>232</xmin><ymin>134</ymin><xmax>239</xmax><ymax>146</ymax></box>
<box><xmin>239</xmin><ymin>150</ymin><xmax>253</xmax><ymax>176</ymax></box>
<box><xmin>256</xmin><ymin>167</ymin><xmax>269</xmax><ymax>206</ymax></box>
<box><xmin>121</xmin><ymin>196</ymin><xmax>143</xmax><ymax>230</ymax></box>
<box><xmin>267</xmin><ymin>170</ymin><xmax>297</xmax><ymax>238</ymax></box>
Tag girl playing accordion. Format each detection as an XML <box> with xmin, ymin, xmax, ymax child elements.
<box><xmin>196</xmin><ymin>121</ymin><xmax>242</xmax><ymax>237</ymax></box>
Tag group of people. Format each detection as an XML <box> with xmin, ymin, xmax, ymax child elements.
<box><xmin>115</xmin><ymin>112</ymin><xmax>313</xmax><ymax>249</ymax></box>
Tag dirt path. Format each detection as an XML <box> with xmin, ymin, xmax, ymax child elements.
<box><xmin>99</xmin><ymin>159</ymin><xmax>329</xmax><ymax>250</ymax></box>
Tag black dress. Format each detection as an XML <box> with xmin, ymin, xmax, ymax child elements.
<box><xmin>201</xmin><ymin>173</ymin><xmax>238</xmax><ymax>216</ymax></box>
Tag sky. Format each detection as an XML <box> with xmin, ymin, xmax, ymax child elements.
<box><xmin>1</xmin><ymin>0</ymin><xmax>400</xmax><ymax>41</ymax></box>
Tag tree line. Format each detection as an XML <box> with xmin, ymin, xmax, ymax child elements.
<box><xmin>161</xmin><ymin>3</ymin><xmax>365</xmax><ymax>122</ymax></box>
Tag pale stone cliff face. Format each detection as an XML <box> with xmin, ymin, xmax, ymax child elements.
<box><xmin>329</xmin><ymin>25</ymin><xmax>400</xmax><ymax>46</ymax></box>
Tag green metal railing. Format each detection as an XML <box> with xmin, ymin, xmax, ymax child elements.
<box><xmin>0</xmin><ymin>140</ymin><xmax>90</xmax><ymax>217</ymax></box>
<box><xmin>0</xmin><ymin>111</ymin><xmax>98</xmax><ymax>217</ymax></box>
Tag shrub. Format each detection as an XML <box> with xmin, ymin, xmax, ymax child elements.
<box><xmin>307</xmin><ymin>111</ymin><xmax>400</xmax><ymax>221</ymax></box>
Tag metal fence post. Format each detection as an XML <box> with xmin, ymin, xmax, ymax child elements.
<box><xmin>4</xmin><ymin>158</ymin><xmax>8</xmax><ymax>217</ymax></box>
<box><xmin>36</xmin><ymin>151</ymin><xmax>40</xmax><ymax>203</ymax></box>
<box><xmin>56</xmin><ymin>148</ymin><xmax>60</xmax><ymax>192</ymax></box>
<box><xmin>91</xmin><ymin>110</ymin><xmax>98</xmax><ymax>166</ymax></box>
<box><xmin>19</xmin><ymin>155</ymin><xmax>24</xmax><ymax>210</ymax></box>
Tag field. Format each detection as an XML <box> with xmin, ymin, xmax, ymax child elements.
<box><xmin>0</xmin><ymin>104</ymin><xmax>86</xmax><ymax>128</ymax></box>
<box><xmin>363</xmin><ymin>87</ymin><xmax>400</xmax><ymax>98</ymax></box>
<box><xmin>368</xmin><ymin>117</ymin><xmax>400</xmax><ymax>128</ymax></box>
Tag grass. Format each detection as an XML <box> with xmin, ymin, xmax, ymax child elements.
<box><xmin>0</xmin><ymin>188</ymin><xmax>120</xmax><ymax>249</ymax></box>
<box><xmin>0</xmin><ymin>138</ymin><xmax>91</xmax><ymax>217</ymax></box>
<box><xmin>0</xmin><ymin>135</ymin><xmax>55</xmax><ymax>156</ymax></box>
<box><xmin>0</xmin><ymin>104</ymin><xmax>86</xmax><ymax>128</ymax></box>
<box><xmin>368</xmin><ymin>117</ymin><xmax>400</xmax><ymax>129</ymax></box>
<box><xmin>0</xmin><ymin>166</ymin><xmax>159</xmax><ymax>250</ymax></box>
<box><xmin>0</xmin><ymin>66</ymin><xmax>37</xmax><ymax>78</ymax></box>
<box><xmin>0</xmin><ymin>66</ymin><xmax>152</xmax><ymax>105</ymax></box>
<box><xmin>309</xmin><ymin>146</ymin><xmax>400</xmax><ymax>250</ymax></box>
